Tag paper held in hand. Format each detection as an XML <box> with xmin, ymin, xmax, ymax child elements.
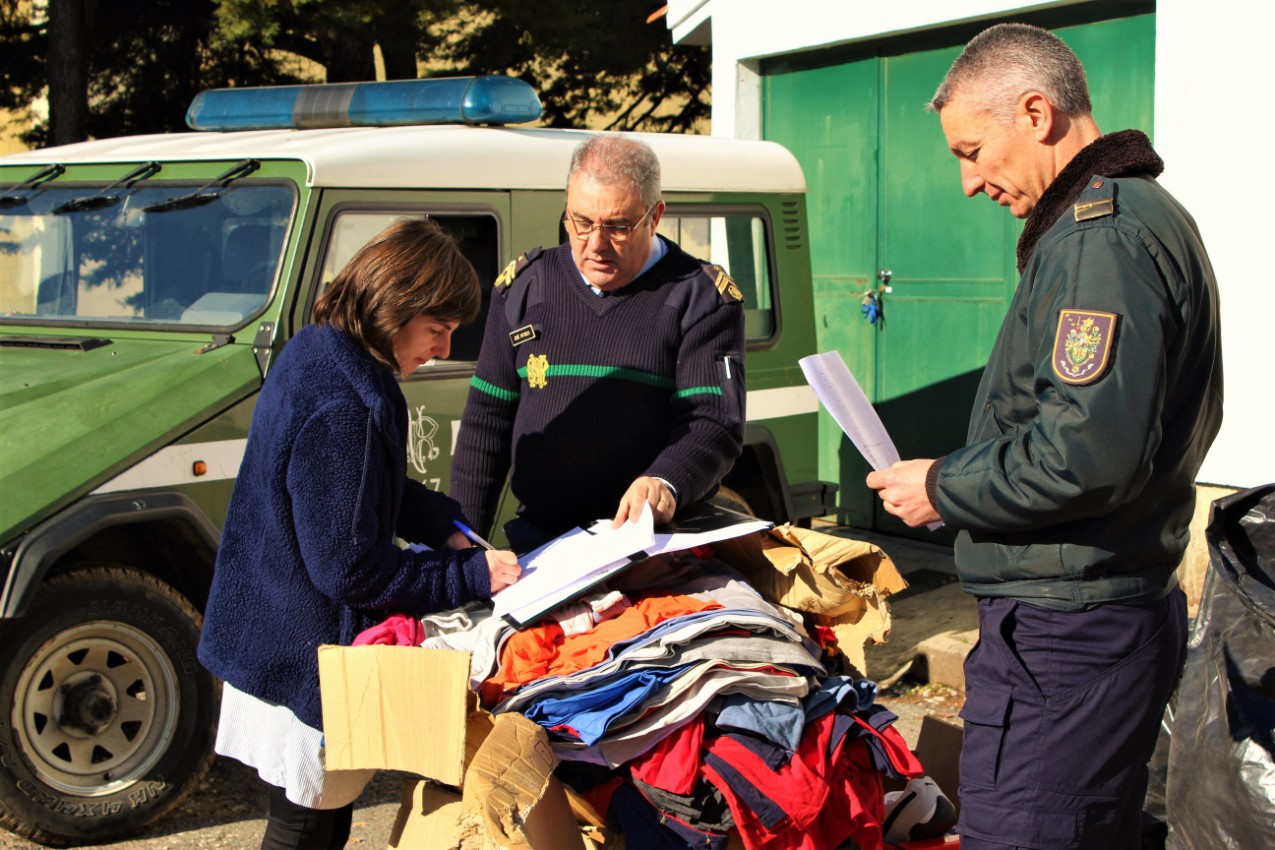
<box><xmin>798</xmin><ymin>350</ymin><xmax>943</xmax><ymax>531</ymax></box>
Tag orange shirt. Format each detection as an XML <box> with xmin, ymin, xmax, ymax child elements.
<box><xmin>482</xmin><ymin>591</ymin><xmax>722</xmax><ymax>706</ymax></box>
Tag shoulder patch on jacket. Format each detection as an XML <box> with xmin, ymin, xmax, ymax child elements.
<box><xmin>702</xmin><ymin>263</ymin><xmax>743</xmax><ymax>303</ymax></box>
<box><xmin>493</xmin><ymin>247</ymin><xmax>544</xmax><ymax>289</ymax></box>
<box><xmin>1052</xmin><ymin>309</ymin><xmax>1119</xmax><ymax>385</ymax></box>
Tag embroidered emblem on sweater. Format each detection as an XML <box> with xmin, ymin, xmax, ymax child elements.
<box><xmin>1052</xmin><ymin>309</ymin><xmax>1119</xmax><ymax>385</ymax></box>
<box><xmin>526</xmin><ymin>354</ymin><xmax>549</xmax><ymax>388</ymax></box>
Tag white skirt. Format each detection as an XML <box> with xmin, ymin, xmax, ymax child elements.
<box><xmin>216</xmin><ymin>682</ymin><xmax>376</xmax><ymax>809</ymax></box>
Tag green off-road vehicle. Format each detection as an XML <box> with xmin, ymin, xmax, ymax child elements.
<box><xmin>0</xmin><ymin>77</ymin><xmax>835</xmax><ymax>844</ymax></box>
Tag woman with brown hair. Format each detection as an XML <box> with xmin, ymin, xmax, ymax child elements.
<box><xmin>198</xmin><ymin>218</ymin><xmax>520</xmax><ymax>850</ymax></box>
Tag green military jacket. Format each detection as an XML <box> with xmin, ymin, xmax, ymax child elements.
<box><xmin>929</xmin><ymin>131</ymin><xmax>1223</xmax><ymax>610</ymax></box>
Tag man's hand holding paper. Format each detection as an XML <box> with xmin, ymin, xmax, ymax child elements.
<box><xmin>865</xmin><ymin>460</ymin><xmax>942</xmax><ymax>528</ymax></box>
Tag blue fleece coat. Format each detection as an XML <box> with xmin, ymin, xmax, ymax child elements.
<box><xmin>197</xmin><ymin>323</ymin><xmax>491</xmax><ymax>730</ymax></box>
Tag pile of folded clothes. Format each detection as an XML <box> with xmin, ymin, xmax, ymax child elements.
<box><xmin>355</xmin><ymin>527</ymin><xmax>929</xmax><ymax>850</ymax></box>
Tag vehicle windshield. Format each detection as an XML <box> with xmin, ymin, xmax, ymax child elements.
<box><xmin>0</xmin><ymin>179</ymin><xmax>295</xmax><ymax>329</ymax></box>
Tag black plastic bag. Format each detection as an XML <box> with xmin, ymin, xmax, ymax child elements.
<box><xmin>1165</xmin><ymin>484</ymin><xmax>1275</xmax><ymax>850</ymax></box>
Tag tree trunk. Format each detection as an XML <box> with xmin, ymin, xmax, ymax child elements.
<box><xmin>375</xmin><ymin>7</ymin><xmax>422</xmax><ymax>81</ymax></box>
<box><xmin>47</xmin><ymin>0</ymin><xmax>94</xmax><ymax>145</ymax></box>
<box><xmin>320</xmin><ymin>31</ymin><xmax>377</xmax><ymax>83</ymax></box>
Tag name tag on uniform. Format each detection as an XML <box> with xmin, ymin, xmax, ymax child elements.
<box><xmin>509</xmin><ymin>324</ymin><xmax>539</xmax><ymax>346</ymax></box>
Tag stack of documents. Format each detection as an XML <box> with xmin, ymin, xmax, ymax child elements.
<box><xmin>492</xmin><ymin>502</ymin><xmax>772</xmax><ymax>628</ymax></box>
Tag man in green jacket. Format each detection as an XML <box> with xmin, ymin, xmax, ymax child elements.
<box><xmin>867</xmin><ymin>23</ymin><xmax>1223</xmax><ymax>850</ymax></box>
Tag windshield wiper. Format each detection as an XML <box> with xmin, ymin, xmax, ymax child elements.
<box><xmin>143</xmin><ymin>159</ymin><xmax>260</xmax><ymax>213</ymax></box>
<box><xmin>52</xmin><ymin>161</ymin><xmax>162</xmax><ymax>214</ymax></box>
<box><xmin>0</xmin><ymin>164</ymin><xmax>66</xmax><ymax>209</ymax></box>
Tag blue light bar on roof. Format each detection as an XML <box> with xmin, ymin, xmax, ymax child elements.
<box><xmin>186</xmin><ymin>76</ymin><xmax>542</xmax><ymax>131</ymax></box>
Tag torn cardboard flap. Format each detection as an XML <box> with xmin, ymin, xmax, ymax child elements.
<box><xmin>772</xmin><ymin>525</ymin><xmax>907</xmax><ymax>594</ymax></box>
<box><xmin>388</xmin><ymin>779</ymin><xmax>471</xmax><ymax>850</ymax></box>
<box><xmin>462</xmin><ymin>712</ymin><xmax>586</xmax><ymax>850</ymax></box>
<box><xmin>318</xmin><ymin>645</ymin><xmax>471</xmax><ymax>785</ymax></box>
<box><xmin>714</xmin><ymin>524</ymin><xmax>906</xmax><ymax>616</ymax></box>
<box><xmin>712</xmin><ymin>525</ymin><xmax>907</xmax><ymax>676</ymax></box>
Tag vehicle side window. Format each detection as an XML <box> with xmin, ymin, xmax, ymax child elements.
<box><xmin>317</xmin><ymin>211</ymin><xmax>499</xmax><ymax>366</ymax></box>
<box><xmin>658</xmin><ymin>211</ymin><xmax>775</xmax><ymax>341</ymax></box>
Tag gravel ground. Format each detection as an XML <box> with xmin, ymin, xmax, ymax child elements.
<box><xmin>0</xmin><ymin>761</ymin><xmax>409</xmax><ymax>850</ymax></box>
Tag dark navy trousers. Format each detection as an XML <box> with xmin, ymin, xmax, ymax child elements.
<box><xmin>956</xmin><ymin>587</ymin><xmax>1186</xmax><ymax>850</ymax></box>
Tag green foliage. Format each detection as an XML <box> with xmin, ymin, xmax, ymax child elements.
<box><xmin>0</xmin><ymin>1</ymin><xmax>46</xmax><ymax>114</ymax></box>
<box><xmin>440</xmin><ymin>1</ymin><xmax>711</xmax><ymax>132</ymax></box>
<box><xmin>3</xmin><ymin>0</ymin><xmax>296</xmax><ymax>145</ymax></box>
<box><xmin>0</xmin><ymin>0</ymin><xmax>709</xmax><ymax>147</ymax></box>
<box><xmin>216</xmin><ymin>0</ymin><xmax>462</xmax><ymax>82</ymax></box>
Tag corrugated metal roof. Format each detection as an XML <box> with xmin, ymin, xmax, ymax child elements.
<box><xmin>0</xmin><ymin>125</ymin><xmax>807</xmax><ymax>193</ymax></box>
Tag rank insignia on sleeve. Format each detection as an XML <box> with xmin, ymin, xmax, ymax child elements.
<box><xmin>705</xmin><ymin>263</ymin><xmax>743</xmax><ymax>303</ymax></box>
<box><xmin>1052</xmin><ymin>309</ymin><xmax>1119</xmax><ymax>385</ymax></box>
<box><xmin>495</xmin><ymin>249</ymin><xmax>543</xmax><ymax>289</ymax></box>
<box><xmin>493</xmin><ymin>257</ymin><xmax>519</xmax><ymax>289</ymax></box>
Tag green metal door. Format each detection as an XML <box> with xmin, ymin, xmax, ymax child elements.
<box><xmin>764</xmin><ymin>13</ymin><xmax>1154</xmax><ymax>538</ymax></box>
<box><xmin>763</xmin><ymin>59</ymin><xmax>882</xmax><ymax>528</ymax></box>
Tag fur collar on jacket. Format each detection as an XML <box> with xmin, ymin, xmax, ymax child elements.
<box><xmin>1018</xmin><ymin>129</ymin><xmax>1164</xmax><ymax>272</ymax></box>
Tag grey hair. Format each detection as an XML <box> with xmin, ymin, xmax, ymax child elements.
<box><xmin>928</xmin><ymin>23</ymin><xmax>1092</xmax><ymax>123</ymax></box>
<box><xmin>566</xmin><ymin>134</ymin><xmax>662</xmax><ymax>209</ymax></box>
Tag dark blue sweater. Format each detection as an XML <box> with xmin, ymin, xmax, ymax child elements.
<box><xmin>451</xmin><ymin>239</ymin><xmax>745</xmax><ymax>539</ymax></box>
<box><xmin>198</xmin><ymin>323</ymin><xmax>491</xmax><ymax>730</ymax></box>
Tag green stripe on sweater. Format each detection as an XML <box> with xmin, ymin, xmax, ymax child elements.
<box><xmin>469</xmin><ymin>376</ymin><xmax>518</xmax><ymax>402</ymax></box>
<box><xmin>675</xmin><ymin>385</ymin><xmax>723</xmax><ymax>399</ymax></box>
<box><xmin>515</xmin><ymin>364</ymin><xmax>675</xmax><ymax>388</ymax></box>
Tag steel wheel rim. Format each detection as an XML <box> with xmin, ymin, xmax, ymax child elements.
<box><xmin>12</xmin><ymin>621</ymin><xmax>180</xmax><ymax>796</ymax></box>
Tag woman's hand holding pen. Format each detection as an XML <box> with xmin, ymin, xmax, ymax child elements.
<box><xmin>450</xmin><ymin>519</ymin><xmax>520</xmax><ymax>592</ymax></box>
<box><xmin>485</xmin><ymin>550</ymin><xmax>521</xmax><ymax>593</ymax></box>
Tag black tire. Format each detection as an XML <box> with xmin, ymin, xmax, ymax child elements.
<box><xmin>0</xmin><ymin>566</ymin><xmax>219</xmax><ymax>846</ymax></box>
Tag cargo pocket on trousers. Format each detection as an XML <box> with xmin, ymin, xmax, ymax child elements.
<box><xmin>958</xmin><ymin>683</ymin><xmax>1012</xmax><ymax>791</ymax></box>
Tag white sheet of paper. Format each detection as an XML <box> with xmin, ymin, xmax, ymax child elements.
<box><xmin>799</xmin><ymin>350</ymin><xmax>942</xmax><ymax>531</ymax></box>
<box><xmin>646</xmin><ymin>518</ymin><xmax>773</xmax><ymax>556</ymax></box>
<box><xmin>799</xmin><ymin>351</ymin><xmax>900</xmax><ymax>471</ymax></box>
<box><xmin>491</xmin><ymin>502</ymin><xmax>655</xmax><ymax>620</ymax></box>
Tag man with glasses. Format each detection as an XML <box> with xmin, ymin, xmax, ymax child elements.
<box><xmin>451</xmin><ymin>134</ymin><xmax>745</xmax><ymax>552</ymax></box>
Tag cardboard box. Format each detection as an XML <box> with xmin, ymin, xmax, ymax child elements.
<box><xmin>462</xmin><ymin>713</ymin><xmax>587</xmax><ymax>850</ymax></box>
<box><xmin>319</xmin><ymin>645</ymin><xmax>474</xmax><ymax>785</ymax></box>
<box><xmin>319</xmin><ymin>644</ymin><xmax>595</xmax><ymax>850</ymax></box>
<box><xmin>913</xmin><ymin>714</ymin><xmax>963</xmax><ymax>819</ymax></box>
<box><xmin>387</xmin><ymin>781</ymin><xmax>465</xmax><ymax>849</ymax></box>
<box><xmin>712</xmin><ymin>524</ymin><xmax>908</xmax><ymax>675</ymax></box>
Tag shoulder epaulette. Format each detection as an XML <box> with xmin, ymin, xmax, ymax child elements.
<box><xmin>1074</xmin><ymin>178</ymin><xmax>1116</xmax><ymax>223</ymax></box>
<box><xmin>493</xmin><ymin>247</ymin><xmax>544</xmax><ymax>289</ymax></box>
<box><xmin>702</xmin><ymin>262</ymin><xmax>743</xmax><ymax>303</ymax></box>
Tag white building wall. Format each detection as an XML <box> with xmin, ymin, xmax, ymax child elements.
<box><xmin>669</xmin><ymin>0</ymin><xmax>1269</xmax><ymax>489</ymax></box>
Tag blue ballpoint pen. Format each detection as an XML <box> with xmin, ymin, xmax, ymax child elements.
<box><xmin>453</xmin><ymin>519</ymin><xmax>495</xmax><ymax>550</ymax></box>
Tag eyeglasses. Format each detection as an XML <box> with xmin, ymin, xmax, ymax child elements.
<box><xmin>562</xmin><ymin>204</ymin><xmax>656</xmax><ymax>243</ymax></box>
